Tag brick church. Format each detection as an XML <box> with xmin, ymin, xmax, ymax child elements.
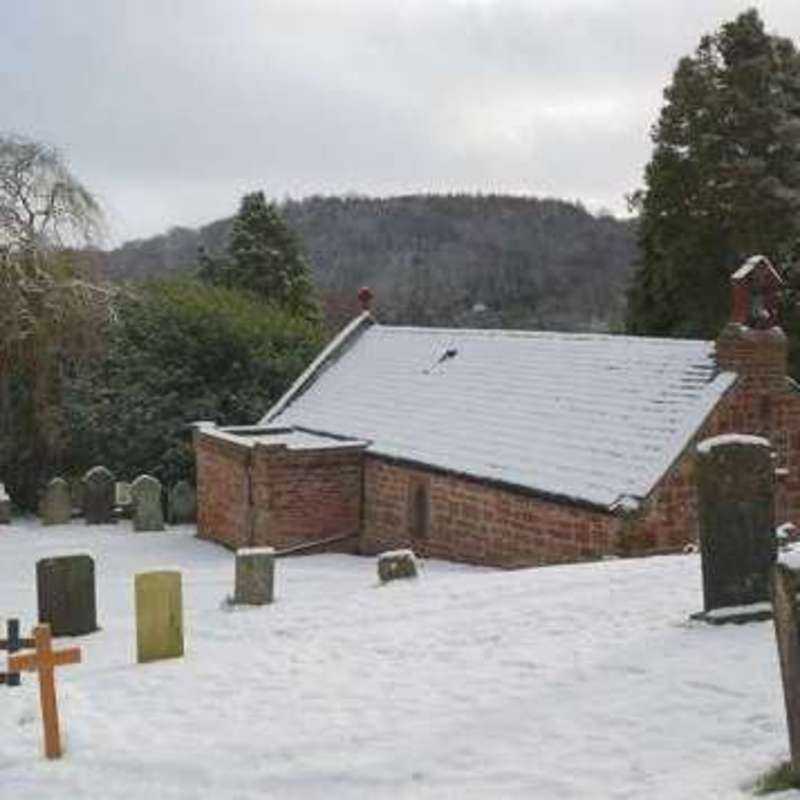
<box><xmin>195</xmin><ymin>255</ymin><xmax>800</xmax><ymax>568</ymax></box>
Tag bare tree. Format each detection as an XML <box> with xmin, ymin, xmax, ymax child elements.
<box><xmin>0</xmin><ymin>133</ymin><xmax>115</xmax><ymax>506</ymax></box>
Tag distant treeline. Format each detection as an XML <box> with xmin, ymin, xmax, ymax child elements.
<box><xmin>105</xmin><ymin>194</ymin><xmax>636</xmax><ymax>332</ymax></box>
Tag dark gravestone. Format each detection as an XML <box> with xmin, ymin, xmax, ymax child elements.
<box><xmin>0</xmin><ymin>619</ymin><xmax>34</xmax><ymax>686</ymax></box>
<box><xmin>83</xmin><ymin>466</ymin><xmax>116</xmax><ymax>524</ymax></box>
<box><xmin>696</xmin><ymin>435</ymin><xmax>777</xmax><ymax>614</ymax></box>
<box><xmin>168</xmin><ymin>480</ymin><xmax>196</xmax><ymax>525</ymax></box>
<box><xmin>131</xmin><ymin>474</ymin><xmax>164</xmax><ymax>532</ymax></box>
<box><xmin>37</xmin><ymin>555</ymin><xmax>98</xmax><ymax>636</ymax></box>
<box><xmin>770</xmin><ymin>564</ymin><xmax>800</xmax><ymax>774</ymax></box>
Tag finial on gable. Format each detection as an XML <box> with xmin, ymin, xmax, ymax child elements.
<box><xmin>730</xmin><ymin>255</ymin><xmax>783</xmax><ymax>329</ymax></box>
<box><xmin>357</xmin><ymin>286</ymin><xmax>374</xmax><ymax>312</ymax></box>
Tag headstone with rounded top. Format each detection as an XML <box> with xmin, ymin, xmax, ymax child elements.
<box><xmin>695</xmin><ymin>433</ymin><xmax>777</xmax><ymax>622</ymax></box>
<box><xmin>135</xmin><ymin>570</ymin><xmax>184</xmax><ymax>663</ymax></box>
<box><xmin>37</xmin><ymin>554</ymin><xmax>98</xmax><ymax>636</ymax></box>
<box><xmin>40</xmin><ymin>478</ymin><xmax>72</xmax><ymax>526</ymax></box>
<box><xmin>234</xmin><ymin>547</ymin><xmax>275</xmax><ymax>605</ymax></box>
<box><xmin>83</xmin><ymin>466</ymin><xmax>116</xmax><ymax>524</ymax></box>
<box><xmin>168</xmin><ymin>480</ymin><xmax>196</xmax><ymax>525</ymax></box>
<box><xmin>131</xmin><ymin>475</ymin><xmax>164</xmax><ymax>532</ymax></box>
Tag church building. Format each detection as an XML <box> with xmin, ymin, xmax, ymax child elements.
<box><xmin>194</xmin><ymin>256</ymin><xmax>800</xmax><ymax>567</ymax></box>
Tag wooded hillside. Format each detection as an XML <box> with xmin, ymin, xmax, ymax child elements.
<box><xmin>106</xmin><ymin>194</ymin><xmax>636</xmax><ymax>331</ymax></box>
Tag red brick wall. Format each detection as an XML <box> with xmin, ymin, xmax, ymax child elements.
<box><xmin>361</xmin><ymin>456</ymin><xmax>619</xmax><ymax>568</ymax></box>
<box><xmin>250</xmin><ymin>444</ymin><xmax>363</xmax><ymax>550</ymax></box>
<box><xmin>196</xmin><ymin>429</ymin><xmax>363</xmax><ymax>552</ymax></box>
<box><xmin>195</xmin><ymin>431</ymin><xmax>251</xmax><ymax>550</ymax></box>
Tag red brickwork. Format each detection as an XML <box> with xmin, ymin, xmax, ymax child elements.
<box><xmin>250</xmin><ymin>444</ymin><xmax>363</xmax><ymax>550</ymax></box>
<box><xmin>195</xmin><ymin>431</ymin><xmax>251</xmax><ymax>550</ymax></box>
<box><xmin>196</xmin><ymin>430</ymin><xmax>363</xmax><ymax>552</ymax></box>
<box><xmin>361</xmin><ymin>456</ymin><xmax>619</xmax><ymax>568</ymax></box>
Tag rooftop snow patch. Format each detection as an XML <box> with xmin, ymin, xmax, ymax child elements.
<box><xmin>262</xmin><ymin>324</ymin><xmax>737</xmax><ymax>509</ymax></box>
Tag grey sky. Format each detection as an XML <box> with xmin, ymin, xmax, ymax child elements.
<box><xmin>3</xmin><ymin>0</ymin><xmax>799</xmax><ymax>244</ymax></box>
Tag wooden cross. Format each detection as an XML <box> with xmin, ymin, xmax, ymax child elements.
<box><xmin>8</xmin><ymin>624</ymin><xmax>82</xmax><ymax>759</ymax></box>
<box><xmin>0</xmin><ymin>619</ymin><xmax>35</xmax><ymax>687</ymax></box>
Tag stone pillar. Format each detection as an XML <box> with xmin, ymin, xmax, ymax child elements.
<box><xmin>37</xmin><ymin>555</ymin><xmax>98</xmax><ymax>636</ymax></box>
<box><xmin>696</xmin><ymin>434</ymin><xmax>777</xmax><ymax>613</ymax></box>
<box><xmin>234</xmin><ymin>547</ymin><xmax>275</xmax><ymax>605</ymax></box>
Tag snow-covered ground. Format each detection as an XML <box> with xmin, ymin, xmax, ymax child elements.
<box><xmin>0</xmin><ymin>518</ymin><xmax>797</xmax><ymax>799</ymax></box>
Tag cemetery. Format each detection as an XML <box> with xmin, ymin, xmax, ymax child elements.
<box><xmin>2</xmin><ymin>464</ymin><xmax>800</xmax><ymax>798</ymax></box>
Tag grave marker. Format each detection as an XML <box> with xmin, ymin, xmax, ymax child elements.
<box><xmin>37</xmin><ymin>555</ymin><xmax>98</xmax><ymax>636</ymax></box>
<box><xmin>695</xmin><ymin>434</ymin><xmax>777</xmax><ymax>618</ymax></box>
<box><xmin>0</xmin><ymin>619</ymin><xmax>34</xmax><ymax>686</ymax></box>
<box><xmin>83</xmin><ymin>466</ymin><xmax>116</xmax><ymax>524</ymax></box>
<box><xmin>377</xmin><ymin>549</ymin><xmax>419</xmax><ymax>583</ymax></box>
<box><xmin>131</xmin><ymin>474</ymin><xmax>164</xmax><ymax>532</ymax></box>
<box><xmin>168</xmin><ymin>480</ymin><xmax>196</xmax><ymax>524</ymax></box>
<box><xmin>770</xmin><ymin>563</ymin><xmax>800</xmax><ymax>775</ymax></box>
<box><xmin>0</xmin><ymin>483</ymin><xmax>10</xmax><ymax>524</ymax></box>
<box><xmin>39</xmin><ymin>478</ymin><xmax>72</xmax><ymax>526</ymax></box>
<box><xmin>234</xmin><ymin>547</ymin><xmax>275</xmax><ymax>605</ymax></box>
<box><xmin>8</xmin><ymin>624</ymin><xmax>81</xmax><ymax>759</ymax></box>
<box><xmin>135</xmin><ymin>570</ymin><xmax>184</xmax><ymax>663</ymax></box>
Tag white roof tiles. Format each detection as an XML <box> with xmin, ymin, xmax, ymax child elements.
<box><xmin>262</xmin><ymin>322</ymin><xmax>736</xmax><ymax>510</ymax></box>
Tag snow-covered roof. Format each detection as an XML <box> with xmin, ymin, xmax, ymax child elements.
<box><xmin>261</xmin><ymin>321</ymin><xmax>737</xmax><ymax>510</ymax></box>
<box><xmin>731</xmin><ymin>254</ymin><xmax>782</xmax><ymax>283</ymax></box>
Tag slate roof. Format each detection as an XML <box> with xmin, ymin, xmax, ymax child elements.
<box><xmin>261</xmin><ymin>314</ymin><xmax>737</xmax><ymax>511</ymax></box>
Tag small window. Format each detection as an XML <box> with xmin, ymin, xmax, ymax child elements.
<box><xmin>409</xmin><ymin>481</ymin><xmax>430</xmax><ymax>542</ymax></box>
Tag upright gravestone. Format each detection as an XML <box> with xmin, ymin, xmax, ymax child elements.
<box><xmin>83</xmin><ymin>466</ymin><xmax>116</xmax><ymax>524</ymax></box>
<box><xmin>234</xmin><ymin>548</ymin><xmax>275</xmax><ymax>605</ymax></box>
<box><xmin>135</xmin><ymin>571</ymin><xmax>184</xmax><ymax>663</ymax></box>
<box><xmin>131</xmin><ymin>475</ymin><xmax>164</xmax><ymax>532</ymax></box>
<box><xmin>695</xmin><ymin>434</ymin><xmax>777</xmax><ymax>619</ymax></box>
<box><xmin>0</xmin><ymin>483</ymin><xmax>10</xmax><ymax>524</ymax></box>
<box><xmin>115</xmin><ymin>482</ymin><xmax>133</xmax><ymax>519</ymax></box>
<box><xmin>40</xmin><ymin>478</ymin><xmax>72</xmax><ymax>526</ymax></box>
<box><xmin>37</xmin><ymin>555</ymin><xmax>98</xmax><ymax>636</ymax></box>
<box><xmin>770</xmin><ymin>564</ymin><xmax>800</xmax><ymax>775</ymax></box>
<box><xmin>168</xmin><ymin>481</ymin><xmax>196</xmax><ymax>525</ymax></box>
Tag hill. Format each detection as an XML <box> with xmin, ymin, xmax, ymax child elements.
<box><xmin>105</xmin><ymin>194</ymin><xmax>637</xmax><ymax>331</ymax></box>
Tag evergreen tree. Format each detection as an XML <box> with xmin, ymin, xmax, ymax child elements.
<box><xmin>626</xmin><ymin>9</ymin><xmax>800</xmax><ymax>339</ymax></box>
<box><xmin>201</xmin><ymin>191</ymin><xmax>318</xmax><ymax>319</ymax></box>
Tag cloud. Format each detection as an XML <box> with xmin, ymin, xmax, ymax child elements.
<box><xmin>3</xmin><ymin>0</ymin><xmax>799</xmax><ymax>242</ymax></box>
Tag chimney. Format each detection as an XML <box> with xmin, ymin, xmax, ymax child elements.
<box><xmin>716</xmin><ymin>255</ymin><xmax>787</xmax><ymax>396</ymax></box>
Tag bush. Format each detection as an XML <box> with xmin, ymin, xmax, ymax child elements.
<box><xmin>63</xmin><ymin>279</ymin><xmax>322</xmax><ymax>489</ymax></box>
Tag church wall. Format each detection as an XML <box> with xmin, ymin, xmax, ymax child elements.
<box><xmin>361</xmin><ymin>456</ymin><xmax>619</xmax><ymax>568</ymax></box>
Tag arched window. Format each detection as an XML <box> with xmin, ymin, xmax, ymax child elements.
<box><xmin>409</xmin><ymin>481</ymin><xmax>430</xmax><ymax>542</ymax></box>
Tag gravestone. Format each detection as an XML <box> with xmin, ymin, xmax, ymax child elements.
<box><xmin>770</xmin><ymin>564</ymin><xmax>800</xmax><ymax>774</ymax></box>
<box><xmin>83</xmin><ymin>466</ymin><xmax>116</xmax><ymax>524</ymax></box>
<box><xmin>115</xmin><ymin>482</ymin><xmax>133</xmax><ymax>519</ymax></box>
<box><xmin>135</xmin><ymin>571</ymin><xmax>184</xmax><ymax>663</ymax></box>
<box><xmin>696</xmin><ymin>434</ymin><xmax>777</xmax><ymax>616</ymax></box>
<box><xmin>131</xmin><ymin>475</ymin><xmax>164</xmax><ymax>532</ymax></box>
<box><xmin>0</xmin><ymin>483</ymin><xmax>9</xmax><ymax>524</ymax></box>
<box><xmin>168</xmin><ymin>481</ymin><xmax>196</xmax><ymax>525</ymax></box>
<box><xmin>36</xmin><ymin>555</ymin><xmax>98</xmax><ymax>636</ymax></box>
<box><xmin>377</xmin><ymin>549</ymin><xmax>419</xmax><ymax>583</ymax></box>
<box><xmin>68</xmin><ymin>478</ymin><xmax>84</xmax><ymax>516</ymax></box>
<box><xmin>234</xmin><ymin>547</ymin><xmax>275</xmax><ymax>605</ymax></box>
<box><xmin>40</xmin><ymin>478</ymin><xmax>72</xmax><ymax>526</ymax></box>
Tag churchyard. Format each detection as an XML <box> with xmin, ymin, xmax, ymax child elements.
<box><xmin>1</xmin><ymin>512</ymin><xmax>800</xmax><ymax>796</ymax></box>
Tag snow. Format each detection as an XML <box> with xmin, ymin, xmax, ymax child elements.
<box><xmin>261</xmin><ymin>322</ymin><xmax>738</xmax><ymax>510</ymax></box>
<box><xmin>697</xmin><ymin>433</ymin><xmax>772</xmax><ymax>455</ymax></box>
<box><xmin>236</xmin><ymin>546</ymin><xmax>275</xmax><ymax>556</ymax></box>
<box><xmin>731</xmin><ymin>255</ymin><xmax>782</xmax><ymax>284</ymax></box>
<box><xmin>1</xmin><ymin>518</ymin><xmax>797</xmax><ymax>799</ymax></box>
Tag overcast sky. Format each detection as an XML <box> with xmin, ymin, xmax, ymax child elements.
<box><xmin>3</xmin><ymin>0</ymin><xmax>799</xmax><ymax>245</ymax></box>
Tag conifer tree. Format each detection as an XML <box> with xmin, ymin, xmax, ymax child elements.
<box><xmin>201</xmin><ymin>191</ymin><xmax>318</xmax><ymax>319</ymax></box>
<box><xmin>626</xmin><ymin>9</ymin><xmax>800</xmax><ymax>339</ymax></box>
